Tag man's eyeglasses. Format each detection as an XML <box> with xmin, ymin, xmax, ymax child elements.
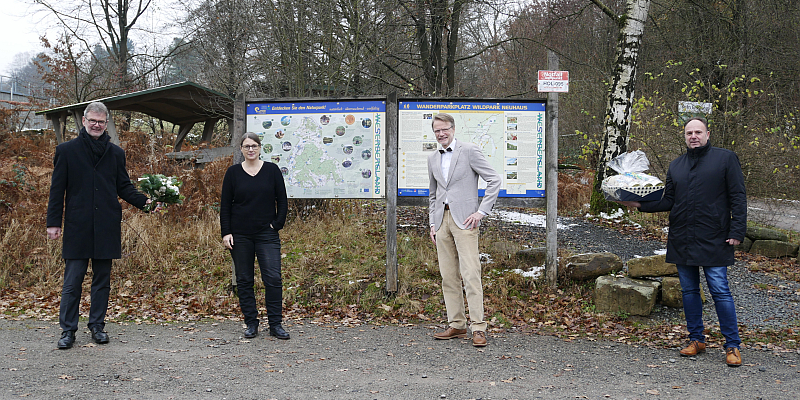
<box><xmin>86</xmin><ymin>118</ymin><xmax>107</xmax><ymax>126</ymax></box>
<box><xmin>433</xmin><ymin>126</ymin><xmax>453</xmax><ymax>135</ymax></box>
<box><xmin>242</xmin><ymin>144</ymin><xmax>260</xmax><ymax>150</ymax></box>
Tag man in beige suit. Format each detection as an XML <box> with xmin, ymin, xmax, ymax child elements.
<box><xmin>428</xmin><ymin>113</ymin><xmax>501</xmax><ymax>347</ymax></box>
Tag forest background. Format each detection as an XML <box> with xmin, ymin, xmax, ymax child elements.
<box><xmin>1</xmin><ymin>0</ymin><xmax>799</xmax><ymax>347</ymax></box>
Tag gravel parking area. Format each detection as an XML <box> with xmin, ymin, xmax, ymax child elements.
<box><xmin>2</xmin><ymin>318</ymin><xmax>799</xmax><ymax>399</ymax></box>
<box><xmin>488</xmin><ymin>210</ymin><xmax>800</xmax><ymax>329</ymax></box>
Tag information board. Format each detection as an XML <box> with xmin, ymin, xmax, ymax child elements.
<box><xmin>246</xmin><ymin>100</ymin><xmax>386</xmax><ymax>198</ymax></box>
<box><xmin>398</xmin><ymin>99</ymin><xmax>546</xmax><ymax>198</ymax></box>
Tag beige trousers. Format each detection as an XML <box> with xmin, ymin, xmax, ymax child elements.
<box><xmin>435</xmin><ymin>210</ymin><xmax>486</xmax><ymax>332</ymax></box>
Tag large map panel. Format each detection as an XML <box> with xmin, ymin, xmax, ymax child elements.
<box><xmin>397</xmin><ymin>100</ymin><xmax>546</xmax><ymax>198</ymax></box>
<box><xmin>247</xmin><ymin>100</ymin><xmax>386</xmax><ymax>198</ymax></box>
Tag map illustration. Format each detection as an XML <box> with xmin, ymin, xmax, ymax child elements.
<box><xmin>397</xmin><ymin>100</ymin><xmax>546</xmax><ymax>197</ymax></box>
<box><xmin>450</xmin><ymin>113</ymin><xmax>504</xmax><ymax>177</ymax></box>
<box><xmin>247</xmin><ymin>101</ymin><xmax>386</xmax><ymax>198</ymax></box>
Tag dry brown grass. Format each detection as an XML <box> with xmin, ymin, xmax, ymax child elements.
<box><xmin>0</xmin><ymin>128</ymin><xmax>633</xmax><ymax>325</ymax></box>
<box><xmin>2</xmin><ymin>128</ymin><xmax>798</xmax><ymax>350</ymax></box>
<box><xmin>557</xmin><ymin>168</ymin><xmax>594</xmax><ymax>214</ymax></box>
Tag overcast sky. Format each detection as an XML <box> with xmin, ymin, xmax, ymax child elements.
<box><xmin>1</xmin><ymin>0</ymin><xmax>183</xmax><ymax>80</ymax></box>
<box><xmin>0</xmin><ymin>0</ymin><xmax>49</xmax><ymax>77</ymax></box>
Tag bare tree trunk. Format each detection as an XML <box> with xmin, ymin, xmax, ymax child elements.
<box><xmin>446</xmin><ymin>0</ymin><xmax>466</xmax><ymax>93</ymax></box>
<box><xmin>590</xmin><ymin>0</ymin><xmax>651</xmax><ymax>213</ymax></box>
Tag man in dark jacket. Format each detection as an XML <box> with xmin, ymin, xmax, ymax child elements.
<box><xmin>617</xmin><ymin>117</ymin><xmax>746</xmax><ymax>367</ymax></box>
<box><xmin>46</xmin><ymin>102</ymin><xmax>152</xmax><ymax>350</ymax></box>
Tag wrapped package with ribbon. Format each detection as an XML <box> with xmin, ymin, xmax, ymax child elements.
<box><xmin>601</xmin><ymin>150</ymin><xmax>665</xmax><ymax>202</ymax></box>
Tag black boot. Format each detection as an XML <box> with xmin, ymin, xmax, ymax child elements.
<box><xmin>244</xmin><ymin>324</ymin><xmax>258</xmax><ymax>338</ymax></box>
<box><xmin>90</xmin><ymin>326</ymin><xmax>109</xmax><ymax>344</ymax></box>
<box><xmin>57</xmin><ymin>331</ymin><xmax>76</xmax><ymax>349</ymax></box>
<box><xmin>269</xmin><ymin>324</ymin><xmax>290</xmax><ymax>340</ymax></box>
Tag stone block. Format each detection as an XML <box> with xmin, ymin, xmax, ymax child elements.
<box><xmin>594</xmin><ymin>276</ymin><xmax>661</xmax><ymax>316</ymax></box>
<box><xmin>658</xmin><ymin>276</ymin><xmax>706</xmax><ymax>308</ymax></box>
<box><xmin>749</xmin><ymin>240</ymin><xmax>799</xmax><ymax>258</ymax></box>
<box><xmin>627</xmin><ymin>254</ymin><xmax>677</xmax><ymax>278</ymax></box>
<box><xmin>517</xmin><ymin>247</ymin><xmax>546</xmax><ymax>265</ymax></box>
<box><xmin>746</xmin><ymin>226</ymin><xmax>789</xmax><ymax>242</ymax></box>
<box><xmin>564</xmin><ymin>252</ymin><xmax>623</xmax><ymax>281</ymax></box>
<box><xmin>660</xmin><ymin>277</ymin><xmax>682</xmax><ymax>308</ymax></box>
<box><xmin>492</xmin><ymin>241</ymin><xmax>524</xmax><ymax>258</ymax></box>
<box><xmin>735</xmin><ymin>237</ymin><xmax>753</xmax><ymax>253</ymax></box>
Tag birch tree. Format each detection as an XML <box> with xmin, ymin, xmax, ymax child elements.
<box><xmin>589</xmin><ymin>0</ymin><xmax>651</xmax><ymax>213</ymax></box>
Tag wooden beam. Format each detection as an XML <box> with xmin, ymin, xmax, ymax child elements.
<box><xmin>106</xmin><ymin>112</ymin><xmax>120</xmax><ymax>145</ymax></box>
<box><xmin>385</xmin><ymin>92</ymin><xmax>398</xmax><ymax>293</ymax></box>
<box><xmin>232</xmin><ymin>92</ymin><xmax>245</xmax><ymax>165</ymax></box>
<box><xmin>72</xmin><ymin>109</ymin><xmax>84</xmax><ymax>132</ymax></box>
<box><xmin>201</xmin><ymin>119</ymin><xmax>220</xmax><ymax>142</ymax></box>
<box><xmin>173</xmin><ymin>123</ymin><xmax>195</xmax><ymax>151</ymax></box>
<box><xmin>48</xmin><ymin>113</ymin><xmax>63</xmax><ymax>144</ymax></box>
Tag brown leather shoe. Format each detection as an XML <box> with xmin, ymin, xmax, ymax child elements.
<box><xmin>472</xmin><ymin>331</ymin><xmax>487</xmax><ymax>347</ymax></box>
<box><xmin>434</xmin><ymin>327</ymin><xmax>467</xmax><ymax>340</ymax></box>
<box><xmin>679</xmin><ymin>340</ymin><xmax>706</xmax><ymax>356</ymax></box>
<box><xmin>726</xmin><ymin>347</ymin><xmax>742</xmax><ymax>367</ymax></box>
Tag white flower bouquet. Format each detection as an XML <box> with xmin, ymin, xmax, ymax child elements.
<box><xmin>137</xmin><ymin>174</ymin><xmax>185</xmax><ymax>212</ymax></box>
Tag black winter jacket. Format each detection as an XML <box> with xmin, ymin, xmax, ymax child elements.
<box><xmin>46</xmin><ymin>129</ymin><xmax>148</xmax><ymax>259</ymax></box>
<box><xmin>638</xmin><ymin>143</ymin><xmax>747</xmax><ymax>266</ymax></box>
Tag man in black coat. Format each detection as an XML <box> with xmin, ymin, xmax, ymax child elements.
<box><xmin>46</xmin><ymin>102</ymin><xmax>152</xmax><ymax>349</ymax></box>
<box><xmin>618</xmin><ymin>117</ymin><xmax>746</xmax><ymax>367</ymax></box>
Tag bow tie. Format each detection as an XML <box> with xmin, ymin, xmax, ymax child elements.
<box><xmin>439</xmin><ymin>147</ymin><xmax>452</xmax><ymax>154</ymax></box>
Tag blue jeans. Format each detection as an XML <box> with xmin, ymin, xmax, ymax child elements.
<box><xmin>229</xmin><ymin>228</ymin><xmax>283</xmax><ymax>328</ymax></box>
<box><xmin>677</xmin><ymin>265</ymin><xmax>741</xmax><ymax>349</ymax></box>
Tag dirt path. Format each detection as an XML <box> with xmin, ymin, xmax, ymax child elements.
<box><xmin>2</xmin><ymin>318</ymin><xmax>798</xmax><ymax>399</ymax></box>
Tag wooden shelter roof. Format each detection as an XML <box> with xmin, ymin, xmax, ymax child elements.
<box><xmin>36</xmin><ymin>81</ymin><xmax>233</xmax><ymax>125</ymax></box>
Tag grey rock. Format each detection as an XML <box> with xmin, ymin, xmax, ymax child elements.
<box><xmin>735</xmin><ymin>237</ymin><xmax>753</xmax><ymax>252</ymax></box>
<box><xmin>492</xmin><ymin>240</ymin><xmax>524</xmax><ymax>257</ymax></box>
<box><xmin>746</xmin><ymin>226</ymin><xmax>789</xmax><ymax>242</ymax></box>
<box><xmin>660</xmin><ymin>276</ymin><xmax>705</xmax><ymax>308</ymax></box>
<box><xmin>594</xmin><ymin>275</ymin><xmax>661</xmax><ymax>316</ymax></box>
<box><xmin>627</xmin><ymin>254</ymin><xmax>677</xmax><ymax>278</ymax></box>
<box><xmin>749</xmin><ymin>240</ymin><xmax>799</xmax><ymax>258</ymax></box>
<box><xmin>565</xmin><ymin>252</ymin><xmax>623</xmax><ymax>281</ymax></box>
<box><xmin>517</xmin><ymin>246</ymin><xmax>546</xmax><ymax>265</ymax></box>
<box><xmin>660</xmin><ymin>276</ymin><xmax>683</xmax><ymax>308</ymax></box>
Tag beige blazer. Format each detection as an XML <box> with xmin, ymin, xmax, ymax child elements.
<box><xmin>428</xmin><ymin>140</ymin><xmax>501</xmax><ymax>231</ymax></box>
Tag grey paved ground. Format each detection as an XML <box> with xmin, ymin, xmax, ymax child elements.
<box><xmin>747</xmin><ymin>198</ymin><xmax>800</xmax><ymax>233</ymax></box>
<box><xmin>2</xmin><ymin>318</ymin><xmax>798</xmax><ymax>399</ymax></box>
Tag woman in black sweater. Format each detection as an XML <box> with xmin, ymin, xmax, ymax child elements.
<box><xmin>221</xmin><ymin>132</ymin><xmax>290</xmax><ymax>339</ymax></box>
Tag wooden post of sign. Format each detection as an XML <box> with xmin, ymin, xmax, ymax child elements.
<box><xmin>386</xmin><ymin>92</ymin><xmax>399</xmax><ymax>293</ymax></box>
<box><xmin>545</xmin><ymin>51</ymin><xmax>560</xmax><ymax>287</ymax></box>
<box><xmin>228</xmin><ymin>91</ymin><xmax>247</xmax><ymax>294</ymax></box>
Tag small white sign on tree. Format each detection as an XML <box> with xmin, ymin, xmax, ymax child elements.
<box><xmin>678</xmin><ymin>101</ymin><xmax>713</xmax><ymax>114</ymax></box>
<box><xmin>538</xmin><ymin>70</ymin><xmax>569</xmax><ymax>93</ymax></box>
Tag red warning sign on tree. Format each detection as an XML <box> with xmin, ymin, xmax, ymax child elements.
<box><xmin>537</xmin><ymin>70</ymin><xmax>569</xmax><ymax>93</ymax></box>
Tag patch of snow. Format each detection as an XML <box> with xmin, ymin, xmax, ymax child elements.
<box><xmin>654</xmin><ymin>249</ymin><xmax>667</xmax><ymax>255</ymax></box>
<box><xmin>511</xmin><ymin>266</ymin><xmax>545</xmax><ymax>279</ymax></box>
<box><xmin>493</xmin><ymin>210</ymin><xmax>577</xmax><ymax>230</ymax></box>
<box><xmin>599</xmin><ymin>208</ymin><xmax>625</xmax><ymax>220</ymax></box>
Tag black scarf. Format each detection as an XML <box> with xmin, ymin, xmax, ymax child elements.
<box><xmin>79</xmin><ymin>127</ymin><xmax>110</xmax><ymax>166</ymax></box>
